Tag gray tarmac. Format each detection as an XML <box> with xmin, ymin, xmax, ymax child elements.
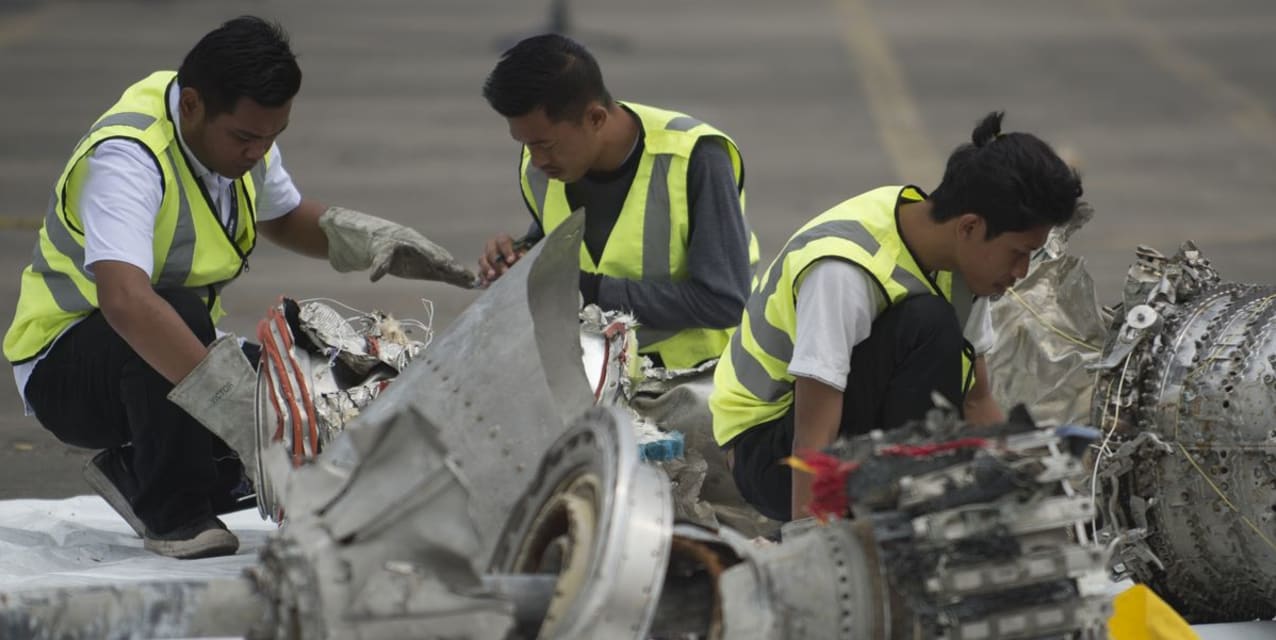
<box><xmin>1</xmin><ymin>0</ymin><xmax>1274</xmax><ymax>499</ymax></box>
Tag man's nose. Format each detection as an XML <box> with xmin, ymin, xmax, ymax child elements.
<box><xmin>1013</xmin><ymin>255</ymin><xmax>1030</xmax><ymax>280</ymax></box>
<box><xmin>245</xmin><ymin>140</ymin><xmax>270</xmax><ymax>161</ymax></box>
<box><xmin>529</xmin><ymin>147</ymin><xmax>552</xmax><ymax>169</ymax></box>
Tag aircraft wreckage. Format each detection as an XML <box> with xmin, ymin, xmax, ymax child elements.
<box><xmin>3</xmin><ymin>210</ymin><xmax>1275</xmax><ymax>638</ymax></box>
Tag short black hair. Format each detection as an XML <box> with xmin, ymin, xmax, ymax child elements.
<box><xmin>929</xmin><ymin>111</ymin><xmax>1082</xmax><ymax>238</ymax></box>
<box><xmin>177</xmin><ymin>16</ymin><xmax>302</xmax><ymax>119</ymax></box>
<box><xmin>482</xmin><ymin>34</ymin><xmax>613</xmax><ymax>122</ymax></box>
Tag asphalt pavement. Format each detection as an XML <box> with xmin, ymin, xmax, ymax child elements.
<box><xmin>1</xmin><ymin>0</ymin><xmax>1274</xmax><ymax>498</ymax></box>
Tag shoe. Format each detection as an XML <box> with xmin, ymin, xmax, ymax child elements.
<box><xmin>143</xmin><ymin>516</ymin><xmax>239</xmax><ymax>559</ymax></box>
<box><xmin>83</xmin><ymin>448</ymin><xmax>150</xmax><ymax>538</ymax></box>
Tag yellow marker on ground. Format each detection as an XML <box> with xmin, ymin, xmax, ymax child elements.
<box><xmin>1109</xmin><ymin>584</ymin><xmax>1200</xmax><ymax>640</ymax></box>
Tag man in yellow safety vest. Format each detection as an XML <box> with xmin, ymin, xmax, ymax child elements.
<box><xmin>4</xmin><ymin>16</ymin><xmax>474</xmax><ymax>559</ymax></box>
<box><xmin>477</xmin><ymin>34</ymin><xmax>759</xmax><ymax>371</ymax></box>
<box><xmin>711</xmin><ymin>112</ymin><xmax>1083</xmax><ymax>521</ymax></box>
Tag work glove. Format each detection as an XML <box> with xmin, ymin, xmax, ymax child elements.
<box><xmin>168</xmin><ymin>336</ymin><xmax>259</xmax><ymax>480</ymax></box>
<box><xmin>319</xmin><ymin>206</ymin><xmax>479</xmax><ymax>288</ymax></box>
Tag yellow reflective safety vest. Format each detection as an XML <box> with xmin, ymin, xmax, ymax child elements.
<box><xmin>711</xmin><ymin>185</ymin><xmax>975</xmax><ymax>445</ymax></box>
<box><xmin>518</xmin><ymin>102</ymin><xmax>759</xmax><ymax>370</ymax></box>
<box><xmin>5</xmin><ymin>71</ymin><xmax>263</xmax><ymax>363</ymax></box>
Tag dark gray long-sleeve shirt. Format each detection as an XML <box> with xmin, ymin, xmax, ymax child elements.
<box><xmin>522</xmin><ymin>119</ymin><xmax>753</xmax><ymax>333</ymax></box>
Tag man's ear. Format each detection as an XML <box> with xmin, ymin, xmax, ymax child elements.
<box><xmin>584</xmin><ymin>103</ymin><xmax>608</xmax><ymax>132</ymax></box>
<box><xmin>957</xmin><ymin>213</ymin><xmax>984</xmax><ymax>240</ymax></box>
<box><xmin>179</xmin><ymin>87</ymin><xmax>204</xmax><ymax>121</ymax></box>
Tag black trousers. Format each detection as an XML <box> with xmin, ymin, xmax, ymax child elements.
<box><xmin>25</xmin><ymin>288</ymin><xmax>251</xmax><ymax>534</ymax></box>
<box><xmin>729</xmin><ymin>295</ymin><xmax>965</xmax><ymax>521</ymax></box>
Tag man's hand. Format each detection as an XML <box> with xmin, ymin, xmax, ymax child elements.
<box><xmin>318</xmin><ymin>206</ymin><xmax>479</xmax><ymax>288</ymax></box>
<box><xmin>478</xmin><ymin>233</ymin><xmax>529</xmax><ymax>286</ymax></box>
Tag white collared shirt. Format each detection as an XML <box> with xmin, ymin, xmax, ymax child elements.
<box><xmin>13</xmin><ymin>82</ymin><xmax>303</xmax><ymax>412</ymax></box>
<box><xmin>788</xmin><ymin>259</ymin><xmax>995</xmax><ymax>392</ymax></box>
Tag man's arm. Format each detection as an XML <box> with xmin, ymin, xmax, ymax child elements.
<box><xmin>75</xmin><ymin>140</ymin><xmax>209</xmax><ymax>384</ymax></box>
<box><xmin>592</xmin><ymin>138</ymin><xmax>752</xmax><ymax>329</ymax></box>
<box><xmin>962</xmin><ymin>355</ymin><xmax>1004</xmax><ymax>425</ymax></box>
<box><xmin>95</xmin><ymin>260</ymin><xmax>208</xmax><ymax>384</ymax></box>
<box><xmin>257</xmin><ymin>197</ymin><xmax>329</xmax><ymax>259</ymax></box>
<box><xmin>786</xmin><ymin>260</ymin><xmax>883</xmax><ymax>520</ymax></box>
<box><xmin>791</xmin><ymin>376</ymin><xmax>844</xmax><ymax>520</ymax></box>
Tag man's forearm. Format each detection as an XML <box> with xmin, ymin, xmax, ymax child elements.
<box><xmin>963</xmin><ymin>356</ymin><xmax>1004</xmax><ymax>425</ymax></box>
<box><xmin>258</xmin><ymin>198</ymin><xmax>329</xmax><ymax>259</ymax></box>
<box><xmin>791</xmin><ymin>376</ymin><xmax>845</xmax><ymax>520</ymax></box>
<box><xmin>964</xmin><ymin>391</ymin><xmax>1004</xmax><ymax>425</ymax></box>
<box><xmin>101</xmin><ymin>287</ymin><xmax>209</xmax><ymax>385</ymax></box>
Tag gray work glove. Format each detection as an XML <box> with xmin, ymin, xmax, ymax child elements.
<box><xmin>168</xmin><ymin>336</ymin><xmax>259</xmax><ymax>479</ymax></box>
<box><xmin>319</xmin><ymin>206</ymin><xmax>479</xmax><ymax>288</ymax></box>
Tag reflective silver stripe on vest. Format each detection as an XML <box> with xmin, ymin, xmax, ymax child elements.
<box><xmin>728</xmin><ymin>331</ymin><xmax>790</xmax><ymax>404</ymax></box>
<box><xmin>665</xmin><ymin>116</ymin><xmax>703</xmax><ymax>133</ymax></box>
<box><xmin>34</xmin><ymin>111</ymin><xmax>159</xmax><ymax>314</ymax></box>
<box><xmin>92</xmin><ymin>112</ymin><xmax>156</xmax><ymax>134</ymax></box>
<box><xmin>890</xmin><ymin>264</ymin><xmax>934</xmax><ymax>298</ymax></box>
<box><xmin>35</xmin><ymin>190</ymin><xmax>95</xmax><ymax>312</ymax></box>
<box><xmin>642</xmin><ymin>154</ymin><xmax>673</xmax><ymax>280</ymax></box>
<box><xmin>524</xmin><ymin>162</ymin><xmax>549</xmax><ymax>217</ymax></box>
<box><xmin>155</xmin><ymin>146</ymin><xmax>196</xmax><ymax>289</ymax></box>
<box><xmin>74</xmin><ymin>112</ymin><xmax>157</xmax><ymax>150</ymax></box>
<box><xmin>732</xmin><ymin>219</ymin><xmax>880</xmax><ymax>402</ymax></box>
<box><xmin>33</xmin><ymin>242</ymin><xmax>93</xmax><ymax>314</ymax></box>
<box><xmin>42</xmin><ymin>191</ymin><xmax>89</xmax><ymax>279</ymax></box>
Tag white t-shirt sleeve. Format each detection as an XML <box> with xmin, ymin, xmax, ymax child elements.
<box><xmin>787</xmin><ymin>259</ymin><xmax>886</xmax><ymax>392</ymax></box>
<box><xmin>80</xmin><ymin>140</ymin><xmax>163</xmax><ymax>278</ymax></box>
<box><xmin>255</xmin><ymin>143</ymin><xmax>302</xmax><ymax>221</ymax></box>
<box><xmin>966</xmin><ymin>297</ymin><xmax>996</xmax><ymax>356</ymax></box>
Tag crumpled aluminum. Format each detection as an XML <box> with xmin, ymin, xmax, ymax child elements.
<box><xmin>298</xmin><ymin>300</ymin><xmax>428</xmax><ymax>377</ymax></box>
<box><xmin>987</xmin><ymin>202</ymin><xmax>1110</xmax><ymax>426</ymax></box>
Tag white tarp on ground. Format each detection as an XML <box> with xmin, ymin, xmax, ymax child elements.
<box><xmin>0</xmin><ymin>496</ymin><xmax>272</xmax><ymax>591</ymax></box>
<box><xmin>0</xmin><ymin>497</ymin><xmax>1271</xmax><ymax>639</ymax></box>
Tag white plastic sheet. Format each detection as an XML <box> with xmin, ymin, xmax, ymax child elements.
<box><xmin>0</xmin><ymin>496</ymin><xmax>274</xmax><ymax>591</ymax></box>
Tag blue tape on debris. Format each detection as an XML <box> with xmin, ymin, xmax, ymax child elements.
<box><xmin>638</xmin><ymin>430</ymin><xmax>685</xmax><ymax>462</ymax></box>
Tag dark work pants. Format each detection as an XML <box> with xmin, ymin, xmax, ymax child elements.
<box><xmin>729</xmin><ymin>295</ymin><xmax>965</xmax><ymax>521</ymax></box>
<box><xmin>25</xmin><ymin>288</ymin><xmax>249</xmax><ymax>534</ymax></box>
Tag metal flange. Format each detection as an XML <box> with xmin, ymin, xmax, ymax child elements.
<box><xmin>490</xmin><ymin>406</ymin><xmax>673</xmax><ymax>640</ymax></box>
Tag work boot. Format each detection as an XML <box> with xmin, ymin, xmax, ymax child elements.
<box><xmin>82</xmin><ymin>448</ymin><xmax>150</xmax><ymax>538</ymax></box>
<box><xmin>143</xmin><ymin>516</ymin><xmax>239</xmax><ymax>559</ymax></box>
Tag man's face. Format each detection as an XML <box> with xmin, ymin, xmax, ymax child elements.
<box><xmin>181</xmin><ymin>89</ymin><xmax>291</xmax><ymax>179</ymax></box>
<box><xmin>952</xmin><ymin>214</ymin><xmax>1050</xmax><ymax>297</ymax></box>
<box><xmin>507</xmin><ymin>106</ymin><xmax>603</xmax><ymax>184</ymax></box>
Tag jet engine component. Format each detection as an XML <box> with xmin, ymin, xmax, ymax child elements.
<box><xmin>254</xmin><ymin>297</ymin><xmax>430</xmax><ymax>520</ymax></box>
<box><xmin>490</xmin><ymin>406</ymin><xmax>673</xmax><ymax>640</ymax></box>
<box><xmin>717</xmin><ymin>405</ymin><xmax>1112</xmax><ymax>640</ymax></box>
<box><xmin>1092</xmin><ymin>243</ymin><xmax>1276</xmax><ymax>623</ymax></box>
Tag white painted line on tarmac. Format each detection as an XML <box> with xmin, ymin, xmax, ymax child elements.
<box><xmin>833</xmin><ymin>0</ymin><xmax>941</xmax><ymax>185</ymax></box>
